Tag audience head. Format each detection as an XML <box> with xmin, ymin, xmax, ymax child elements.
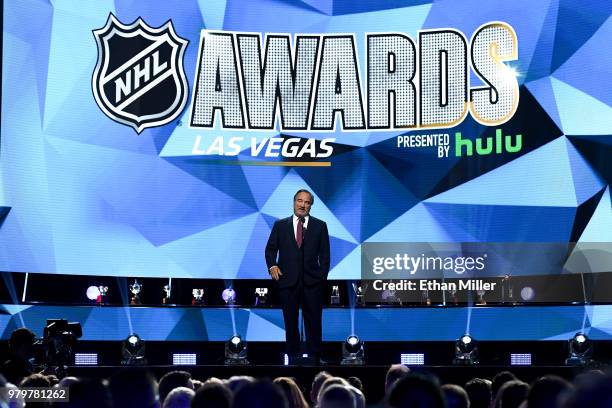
<box><xmin>318</xmin><ymin>377</ymin><xmax>350</xmax><ymax>404</ymax></box>
<box><xmin>564</xmin><ymin>373</ymin><xmax>612</xmax><ymax>408</ymax></box>
<box><xmin>348</xmin><ymin>385</ymin><xmax>366</xmax><ymax>408</ymax></box>
<box><xmin>527</xmin><ymin>375</ymin><xmax>572</xmax><ymax>408</ymax></box>
<box><xmin>159</xmin><ymin>371</ymin><xmax>194</xmax><ymax>403</ymax></box>
<box><xmin>273</xmin><ymin>377</ymin><xmax>308</xmax><ymax>408</ymax></box>
<box><xmin>442</xmin><ymin>384</ymin><xmax>469</xmax><ymax>408</ymax></box>
<box><xmin>347</xmin><ymin>376</ymin><xmax>363</xmax><ymax>393</ymax></box>
<box><xmin>491</xmin><ymin>371</ymin><xmax>517</xmax><ymax>400</ymax></box>
<box><xmin>19</xmin><ymin>373</ymin><xmax>50</xmax><ymax>388</ymax></box>
<box><xmin>109</xmin><ymin>367</ymin><xmax>159</xmax><ymax>408</ymax></box>
<box><xmin>162</xmin><ymin>387</ymin><xmax>194</xmax><ymax>408</ymax></box>
<box><xmin>386</xmin><ymin>373</ymin><xmax>444</xmax><ymax>408</ymax></box>
<box><xmin>226</xmin><ymin>375</ymin><xmax>255</xmax><ymax>393</ymax></box>
<box><xmin>191</xmin><ymin>380</ymin><xmax>232</xmax><ymax>408</ymax></box>
<box><xmin>385</xmin><ymin>364</ymin><xmax>410</xmax><ymax>394</ymax></box>
<box><xmin>311</xmin><ymin>371</ymin><xmax>332</xmax><ymax>404</ymax></box>
<box><xmin>465</xmin><ymin>378</ymin><xmax>492</xmax><ymax>408</ymax></box>
<box><xmin>232</xmin><ymin>379</ymin><xmax>288</xmax><ymax>408</ymax></box>
<box><xmin>66</xmin><ymin>378</ymin><xmax>113</xmax><ymax>408</ymax></box>
<box><xmin>493</xmin><ymin>380</ymin><xmax>528</xmax><ymax>408</ymax></box>
<box><xmin>8</xmin><ymin>328</ymin><xmax>36</xmax><ymax>358</ymax></box>
<box><xmin>319</xmin><ymin>384</ymin><xmax>356</xmax><ymax>408</ymax></box>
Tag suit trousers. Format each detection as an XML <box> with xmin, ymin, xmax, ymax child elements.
<box><xmin>278</xmin><ymin>276</ymin><xmax>325</xmax><ymax>358</ymax></box>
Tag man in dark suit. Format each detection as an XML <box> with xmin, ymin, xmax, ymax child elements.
<box><xmin>265</xmin><ymin>189</ymin><xmax>330</xmax><ymax>363</ymax></box>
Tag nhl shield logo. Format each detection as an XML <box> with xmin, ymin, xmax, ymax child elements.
<box><xmin>92</xmin><ymin>14</ymin><xmax>189</xmax><ymax>133</ymax></box>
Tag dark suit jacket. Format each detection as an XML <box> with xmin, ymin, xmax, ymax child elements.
<box><xmin>265</xmin><ymin>216</ymin><xmax>330</xmax><ymax>288</ymax></box>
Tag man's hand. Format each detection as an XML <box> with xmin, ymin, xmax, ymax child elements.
<box><xmin>269</xmin><ymin>266</ymin><xmax>283</xmax><ymax>281</ymax></box>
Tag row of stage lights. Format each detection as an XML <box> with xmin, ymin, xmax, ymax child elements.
<box><xmin>77</xmin><ymin>332</ymin><xmax>593</xmax><ymax>367</ymax></box>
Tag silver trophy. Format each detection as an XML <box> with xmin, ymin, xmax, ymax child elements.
<box><xmin>129</xmin><ymin>280</ymin><xmax>142</xmax><ymax>305</ymax></box>
<box><xmin>352</xmin><ymin>282</ymin><xmax>367</xmax><ymax>306</ymax></box>
<box><xmin>331</xmin><ymin>285</ymin><xmax>340</xmax><ymax>305</ymax></box>
<box><xmin>162</xmin><ymin>285</ymin><xmax>171</xmax><ymax>304</ymax></box>
<box><xmin>421</xmin><ymin>289</ymin><xmax>431</xmax><ymax>305</ymax></box>
<box><xmin>255</xmin><ymin>287</ymin><xmax>268</xmax><ymax>306</ymax></box>
<box><xmin>476</xmin><ymin>289</ymin><xmax>486</xmax><ymax>305</ymax></box>
<box><xmin>192</xmin><ymin>288</ymin><xmax>205</xmax><ymax>305</ymax></box>
<box><xmin>448</xmin><ymin>288</ymin><xmax>459</xmax><ymax>305</ymax></box>
<box><xmin>501</xmin><ymin>274</ymin><xmax>514</xmax><ymax>304</ymax></box>
<box><xmin>97</xmin><ymin>286</ymin><xmax>109</xmax><ymax>305</ymax></box>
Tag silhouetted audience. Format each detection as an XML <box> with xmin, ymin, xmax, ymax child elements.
<box><xmin>564</xmin><ymin>372</ymin><xmax>612</xmax><ymax>408</ymax></box>
<box><xmin>526</xmin><ymin>375</ymin><xmax>572</xmax><ymax>408</ymax></box>
<box><xmin>465</xmin><ymin>378</ymin><xmax>492</xmax><ymax>408</ymax></box>
<box><xmin>385</xmin><ymin>364</ymin><xmax>410</xmax><ymax>395</ymax></box>
<box><xmin>310</xmin><ymin>371</ymin><xmax>332</xmax><ymax>404</ymax></box>
<box><xmin>491</xmin><ymin>370</ymin><xmax>518</xmax><ymax>401</ymax></box>
<box><xmin>273</xmin><ymin>377</ymin><xmax>309</xmax><ymax>408</ymax></box>
<box><xmin>1</xmin><ymin>327</ymin><xmax>36</xmax><ymax>385</ymax></box>
<box><xmin>159</xmin><ymin>371</ymin><xmax>194</xmax><ymax>403</ymax></box>
<box><xmin>65</xmin><ymin>378</ymin><xmax>113</xmax><ymax>408</ymax></box>
<box><xmin>442</xmin><ymin>384</ymin><xmax>469</xmax><ymax>408</ymax></box>
<box><xmin>319</xmin><ymin>384</ymin><xmax>356</xmax><ymax>408</ymax></box>
<box><xmin>347</xmin><ymin>376</ymin><xmax>363</xmax><ymax>394</ymax></box>
<box><xmin>191</xmin><ymin>380</ymin><xmax>232</xmax><ymax>408</ymax></box>
<box><xmin>109</xmin><ymin>367</ymin><xmax>160</xmax><ymax>408</ymax></box>
<box><xmin>493</xmin><ymin>380</ymin><xmax>529</xmax><ymax>408</ymax></box>
<box><xmin>386</xmin><ymin>373</ymin><xmax>445</xmax><ymax>408</ymax></box>
<box><xmin>232</xmin><ymin>379</ymin><xmax>288</xmax><ymax>408</ymax></box>
<box><xmin>163</xmin><ymin>387</ymin><xmax>194</xmax><ymax>408</ymax></box>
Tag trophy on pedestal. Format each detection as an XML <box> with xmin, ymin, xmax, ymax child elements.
<box><xmin>255</xmin><ymin>288</ymin><xmax>268</xmax><ymax>306</ymax></box>
<box><xmin>129</xmin><ymin>280</ymin><xmax>142</xmax><ymax>305</ymax></box>
<box><xmin>97</xmin><ymin>286</ymin><xmax>109</xmax><ymax>305</ymax></box>
<box><xmin>192</xmin><ymin>289</ymin><xmax>205</xmax><ymax>305</ymax></box>
<box><xmin>447</xmin><ymin>288</ymin><xmax>459</xmax><ymax>305</ymax></box>
<box><xmin>352</xmin><ymin>282</ymin><xmax>367</xmax><ymax>306</ymax></box>
<box><xmin>476</xmin><ymin>289</ymin><xmax>487</xmax><ymax>305</ymax></box>
<box><xmin>421</xmin><ymin>289</ymin><xmax>431</xmax><ymax>305</ymax></box>
<box><xmin>501</xmin><ymin>274</ymin><xmax>514</xmax><ymax>304</ymax></box>
<box><xmin>330</xmin><ymin>285</ymin><xmax>340</xmax><ymax>305</ymax></box>
<box><xmin>162</xmin><ymin>285</ymin><xmax>171</xmax><ymax>305</ymax></box>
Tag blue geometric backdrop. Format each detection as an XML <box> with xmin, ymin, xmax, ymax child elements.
<box><xmin>1</xmin><ymin>0</ymin><xmax>611</xmax><ymax>279</ymax></box>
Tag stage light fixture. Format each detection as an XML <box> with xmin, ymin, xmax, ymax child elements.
<box><xmin>121</xmin><ymin>333</ymin><xmax>146</xmax><ymax>365</ymax></box>
<box><xmin>341</xmin><ymin>335</ymin><xmax>364</xmax><ymax>365</ymax></box>
<box><xmin>222</xmin><ymin>288</ymin><xmax>236</xmax><ymax>305</ymax></box>
<box><xmin>454</xmin><ymin>334</ymin><xmax>479</xmax><ymax>365</ymax></box>
<box><xmin>565</xmin><ymin>332</ymin><xmax>593</xmax><ymax>366</ymax></box>
<box><xmin>225</xmin><ymin>335</ymin><xmax>249</xmax><ymax>365</ymax></box>
<box><xmin>172</xmin><ymin>353</ymin><xmax>197</xmax><ymax>366</ymax></box>
<box><xmin>255</xmin><ymin>288</ymin><xmax>268</xmax><ymax>306</ymax></box>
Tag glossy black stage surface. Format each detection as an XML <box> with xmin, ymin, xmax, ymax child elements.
<box><xmin>67</xmin><ymin>365</ymin><xmax>588</xmax><ymax>403</ymax></box>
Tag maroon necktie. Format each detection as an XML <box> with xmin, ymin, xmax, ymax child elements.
<box><xmin>296</xmin><ymin>218</ymin><xmax>303</xmax><ymax>248</ymax></box>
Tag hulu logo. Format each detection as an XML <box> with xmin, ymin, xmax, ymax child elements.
<box><xmin>455</xmin><ymin>129</ymin><xmax>522</xmax><ymax>157</ymax></box>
